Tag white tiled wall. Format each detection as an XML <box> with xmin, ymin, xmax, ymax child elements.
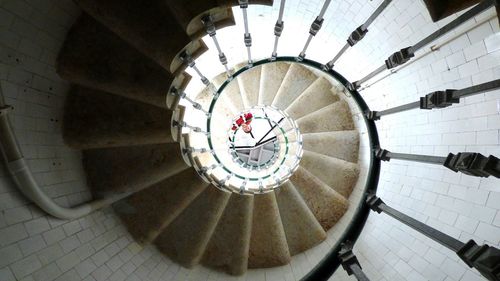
<box><xmin>0</xmin><ymin>1</ymin><xmax>189</xmax><ymax>281</ymax></box>
<box><xmin>0</xmin><ymin>0</ymin><xmax>499</xmax><ymax>280</ymax></box>
<box><xmin>324</xmin><ymin>1</ymin><xmax>500</xmax><ymax>281</ymax></box>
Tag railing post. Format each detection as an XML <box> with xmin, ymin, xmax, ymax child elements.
<box><xmin>179</xmin><ymin>51</ymin><xmax>219</xmax><ymax>96</ymax></box>
<box><xmin>338</xmin><ymin>241</ymin><xmax>371</xmax><ymax>281</ymax></box>
<box><xmin>298</xmin><ymin>0</ymin><xmax>331</xmax><ymax>61</ymax></box>
<box><xmin>457</xmin><ymin>240</ymin><xmax>500</xmax><ymax>281</ymax></box>
<box><xmin>173</xmin><ymin>120</ymin><xmax>210</xmax><ymax>136</ymax></box>
<box><xmin>352</xmin><ymin>48</ymin><xmax>414</xmax><ymax>89</ymax></box>
<box><xmin>218</xmin><ymin>173</ymin><xmax>233</xmax><ymax>187</ymax></box>
<box><xmin>201</xmin><ymin>15</ymin><xmax>231</xmax><ymax>77</ymax></box>
<box><xmin>410</xmin><ymin>0</ymin><xmax>496</xmax><ymax>54</ymax></box>
<box><xmin>170</xmin><ymin>88</ymin><xmax>211</xmax><ymax>117</ymax></box>
<box><xmin>375</xmin><ymin>148</ymin><xmax>448</xmax><ymax>164</ymax></box>
<box><xmin>444</xmin><ymin>153</ymin><xmax>500</xmax><ymax>178</ymax></box>
<box><xmin>367</xmin><ymin>194</ymin><xmax>500</xmax><ymax>281</ymax></box>
<box><xmin>365</xmin><ymin>79</ymin><xmax>500</xmax><ymax>120</ymax></box>
<box><xmin>365</xmin><ymin>101</ymin><xmax>420</xmax><ymax>121</ymax></box>
<box><xmin>239</xmin><ymin>0</ymin><xmax>253</xmax><ymax>65</ymax></box>
<box><xmin>197</xmin><ymin>163</ymin><xmax>220</xmax><ymax>175</ymax></box>
<box><xmin>324</xmin><ymin>0</ymin><xmax>393</xmax><ymax>70</ymax></box>
<box><xmin>420</xmin><ymin>89</ymin><xmax>459</xmax><ymax>109</ymax></box>
<box><xmin>352</xmin><ymin>0</ymin><xmax>495</xmax><ymax>88</ymax></box>
<box><xmin>180</xmin><ymin>51</ymin><xmax>209</xmax><ymax>85</ymax></box>
<box><xmin>376</xmin><ymin>148</ymin><xmax>500</xmax><ymax>178</ymax></box>
<box><xmin>271</xmin><ymin>0</ymin><xmax>286</xmax><ymax>60</ymax></box>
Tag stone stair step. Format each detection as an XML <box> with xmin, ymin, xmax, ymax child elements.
<box><xmin>290</xmin><ymin>167</ymin><xmax>348</xmax><ymax>230</ymax></box>
<box><xmin>166</xmin><ymin>75</ymin><xmax>192</xmax><ymax>110</ymax></box>
<box><xmin>74</xmin><ymin>0</ymin><xmax>205</xmax><ymax>74</ymax></box>
<box><xmin>236</xmin><ymin>64</ymin><xmax>261</xmax><ymax>108</ymax></box>
<box><xmin>302</xmin><ymin>131</ymin><xmax>359</xmax><ymax>163</ymax></box>
<box><xmin>83</xmin><ymin>143</ymin><xmax>188</xmax><ymax>196</ymax></box>
<box><xmin>165</xmin><ymin>0</ymin><xmax>234</xmax><ymax>38</ymax></box>
<box><xmin>57</xmin><ymin>14</ymin><xmax>188</xmax><ymax>109</ymax></box>
<box><xmin>259</xmin><ymin>62</ymin><xmax>290</xmax><ymax>106</ymax></box>
<box><xmin>275</xmin><ymin>182</ymin><xmax>326</xmax><ymax>255</ymax></box>
<box><xmin>155</xmin><ymin>186</ymin><xmax>231</xmax><ymax>268</ymax></box>
<box><xmin>296</xmin><ymin>100</ymin><xmax>354</xmax><ymax>134</ymax></box>
<box><xmin>248</xmin><ymin>192</ymin><xmax>290</xmax><ymax>268</ymax></box>
<box><xmin>114</xmin><ymin>168</ymin><xmax>208</xmax><ymax>244</ymax></box>
<box><xmin>170</xmin><ymin>39</ymin><xmax>209</xmax><ymax>76</ymax></box>
<box><xmin>194</xmin><ymin>80</ymin><xmax>234</xmax><ymax>121</ymax></box>
<box><xmin>300</xmin><ymin>150</ymin><xmax>359</xmax><ymax>198</ymax></box>
<box><xmin>63</xmin><ymin>86</ymin><xmax>173</xmax><ymax>149</ymax></box>
<box><xmin>285</xmin><ymin>77</ymin><xmax>339</xmax><ymax>120</ymax></box>
<box><xmin>213</xmin><ymin>72</ymin><xmax>244</xmax><ymax>115</ymax></box>
<box><xmin>167</xmin><ymin>0</ymin><xmax>273</xmax><ymax>39</ymax></box>
<box><xmin>202</xmin><ymin>194</ymin><xmax>254</xmax><ymax>275</ymax></box>
<box><xmin>221</xmin><ymin>87</ymin><xmax>246</xmax><ymax>115</ymax></box>
<box><xmin>272</xmin><ymin>63</ymin><xmax>317</xmax><ymax>110</ymax></box>
<box><xmin>170</xmin><ymin>105</ymin><xmax>186</xmax><ymax>143</ymax></box>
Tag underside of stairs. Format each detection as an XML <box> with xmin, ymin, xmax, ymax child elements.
<box><xmin>57</xmin><ymin>0</ymin><xmax>363</xmax><ymax>276</ymax></box>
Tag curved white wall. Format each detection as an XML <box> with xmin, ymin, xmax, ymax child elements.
<box><xmin>0</xmin><ymin>0</ymin><xmax>499</xmax><ymax>280</ymax></box>
<box><xmin>0</xmin><ymin>1</ymin><xmax>176</xmax><ymax>281</ymax></box>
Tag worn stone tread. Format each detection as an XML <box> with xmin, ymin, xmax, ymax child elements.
<box><xmin>83</xmin><ymin>143</ymin><xmax>188</xmax><ymax>196</ymax></box>
<box><xmin>237</xmin><ymin>64</ymin><xmax>261</xmax><ymax>108</ymax></box>
<box><xmin>290</xmin><ymin>167</ymin><xmax>349</xmax><ymax>230</ymax></box>
<box><xmin>248</xmin><ymin>192</ymin><xmax>290</xmax><ymax>268</ymax></box>
<box><xmin>302</xmin><ymin>131</ymin><xmax>359</xmax><ymax>163</ymax></box>
<box><xmin>74</xmin><ymin>0</ymin><xmax>192</xmax><ymax>73</ymax></box>
<box><xmin>285</xmin><ymin>78</ymin><xmax>339</xmax><ymax>120</ymax></box>
<box><xmin>202</xmin><ymin>194</ymin><xmax>254</xmax><ymax>275</ymax></box>
<box><xmin>57</xmin><ymin>14</ymin><xmax>177</xmax><ymax>108</ymax></box>
<box><xmin>213</xmin><ymin>71</ymin><xmax>244</xmax><ymax>115</ymax></box>
<box><xmin>300</xmin><ymin>150</ymin><xmax>359</xmax><ymax>198</ymax></box>
<box><xmin>259</xmin><ymin>62</ymin><xmax>290</xmax><ymax>106</ymax></box>
<box><xmin>114</xmin><ymin>168</ymin><xmax>208</xmax><ymax>244</ymax></box>
<box><xmin>155</xmin><ymin>186</ymin><xmax>231</xmax><ymax>268</ymax></box>
<box><xmin>63</xmin><ymin>86</ymin><xmax>172</xmax><ymax>149</ymax></box>
<box><xmin>272</xmin><ymin>63</ymin><xmax>317</xmax><ymax>110</ymax></box>
<box><xmin>275</xmin><ymin>182</ymin><xmax>326</xmax><ymax>255</ymax></box>
<box><xmin>296</xmin><ymin>100</ymin><xmax>354</xmax><ymax>134</ymax></box>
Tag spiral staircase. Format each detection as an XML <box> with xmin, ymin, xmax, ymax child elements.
<box><xmin>58</xmin><ymin>4</ymin><xmax>367</xmax><ymax>273</ymax></box>
<box><xmin>1</xmin><ymin>0</ymin><xmax>499</xmax><ymax>280</ymax></box>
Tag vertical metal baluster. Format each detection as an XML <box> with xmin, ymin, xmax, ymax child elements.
<box><xmin>170</xmin><ymin>88</ymin><xmax>211</xmax><ymax>117</ymax></box>
<box><xmin>200</xmin><ymin>163</ymin><xmax>223</xmax><ymax>176</ymax></box>
<box><xmin>366</xmin><ymin>79</ymin><xmax>500</xmax><ymax>120</ymax></box>
<box><xmin>201</xmin><ymin>15</ymin><xmax>231</xmax><ymax>78</ymax></box>
<box><xmin>240</xmin><ymin>178</ymin><xmax>248</xmax><ymax>194</ymax></box>
<box><xmin>218</xmin><ymin>173</ymin><xmax>234</xmax><ymax>188</ymax></box>
<box><xmin>338</xmin><ymin>242</ymin><xmax>371</xmax><ymax>281</ymax></box>
<box><xmin>352</xmin><ymin>0</ymin><xmax>494</xmax><ymax>89</ymax></box>
<box><xmin>180</xmin><ymin>51</ymin><xmax>209</xmax><ymax>85</ymax></box>
<box><xmin>366</xmin><ymin>194</ymin><xmax>500</xmax><ymax>281</ymax></box>
<box><xmin>173</xmin><ymin>120</ymin><xmax>210</xmax><ymax>136</ymax></box>
<box><xmin>180</xmin><ymin>51</ymin><xmax>219</xmax><ymax>96</ymax></box>
<box><xmin>324</xmin><ymin>0</ymin><xmax>393</xmax><ymax>70</ymax></box>
<box><xmin>271</xmin><ymin>0</ymin><xmax>286</xmax><ymax>60</ymax></box>
<box><xmin>239</xmin><ymin>0</ymin><xmax>253</xmax><ymax>65</ymax></box>
<box><xmin>258</xmin><ymin>180</ymin><xmax>264</xmax><ymax>193</ymax></box>
<box><xmin>298</xmin><ymin>0</ymin><xmax>331</xmax><ymax>61</ymax></box>
<box><xmin>376</xmin><ymin>148</ymin><xmax>500</xmax><ymax>178</ymax></box>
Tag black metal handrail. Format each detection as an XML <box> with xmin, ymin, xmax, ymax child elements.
<box><xmin>214</xmin><ymin>56</ymin><xmax>382</xmax><ymax>281</ymax></box>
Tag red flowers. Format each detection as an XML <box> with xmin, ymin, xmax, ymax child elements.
<box><xmin>232</xmin><ymin>112</ymin><xmax>253</xmax><ymax>131</ymax></box>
